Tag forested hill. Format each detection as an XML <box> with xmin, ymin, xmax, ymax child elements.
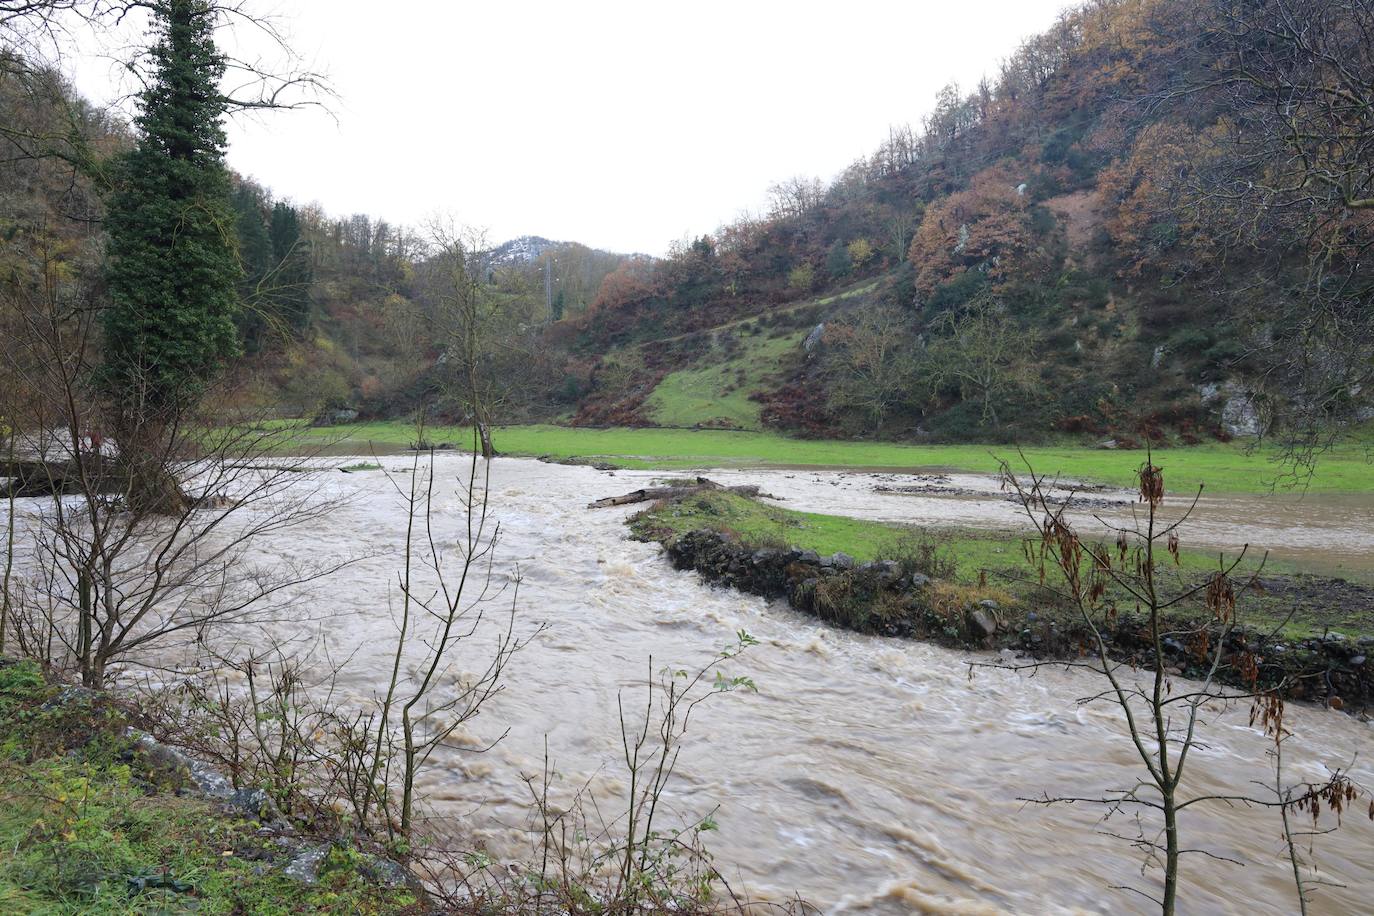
<box><xmin>549</xmin><ymin>0</ymin><xmax>1373</xmax><ymax>446</ymax></box>
<box><xmin>2</xmin><ymin>0</ymin><xmax>1369</xmax><ymax>447</ymax></box>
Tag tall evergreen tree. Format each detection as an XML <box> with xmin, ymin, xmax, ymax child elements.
<box><xmin>102</xmin><ymin>0</ymin><xmax>239</xmax><ymax>411</ymax></box>
<box><xmin>231</xmin><ymin>183</ymin><xmax>271</xmax><ymax>349</ymax></box>
<box><xmin>269</xmin><ymin>200</ymin><xmax>312</xmax><ymax>331</ymax></box>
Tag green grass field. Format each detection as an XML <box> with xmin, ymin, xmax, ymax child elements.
<box><xmin>644</xmin><ymin>329</ymin><xmax>805</xmax><ymax>430</ymax></box>
<box><xmin>286</xmin><ymin>422</ymin><xmax>1373</xmax><ymax>494</ymax></box>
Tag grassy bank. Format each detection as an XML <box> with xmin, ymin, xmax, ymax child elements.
<box><xmin>629</xmin><ymin>489</ymin><xmax>1373</xmax><ymax>639</ymax></box>
<box><xmin>284</xmin><ymin>422</ymin><xmax>1373</xmax><ymax>494</ymax></box>
<box><xmin>0</xmin><ymin>659</ymin><xmax>423</xmax><ymax>915</ymax></box>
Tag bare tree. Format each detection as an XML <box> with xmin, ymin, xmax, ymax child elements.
<box><xmin>824</xmin><ymin>308</ymin><xmax>918</xmax><ymax>433</ymax></box>
<box><xmin>766</xmin><ymin>175</ymin><xmax>824</xmax><ymax>220</ymax></box>
<box><xmin>1</xmin><ymin>224</ymin><xmax>350</xmax><ymax>688</ymax></box>
<box><xmin>1</xmin><ymin>0</ymin><xmax>331</xmax><ymax>110</ymax></box>
<box><xmin>361</xmin><ymin>429</ymin><xmax>537</xmax><ymax>836</ymax></box>
<box><xmin>423</xmin><ymin>222</ymin><xmax>504</xmax><ymax>458</ymax></box>
<box><xmin>989</xmin><ymin>457</ymin><xmax>1365</xmax><ymax>913</ymax></box>
<box><xmin>924</xmin><ymin>296</ymin><xmax>1037</xmax><ymax>427</ymax></box>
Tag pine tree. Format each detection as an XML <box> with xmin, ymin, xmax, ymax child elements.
<box><xmin>102</xmin><ymin>0</ymin><xmax>239</xmax><ymax>411</ymax></box>
<box><xmin>269</xmin><ymin>201</ymin><xmax>312</xmax><ymax>332</ymax></box>
<box><xmin>232</xmin><ymin>184</ymin><xmax>271</xmax><ymax>350</ymax></box>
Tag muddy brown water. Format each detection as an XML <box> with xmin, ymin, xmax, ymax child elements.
<box><xmin>5</xmin><ymin>456</ymin><xmax>1373</xmax><ymax>913</ymax></box>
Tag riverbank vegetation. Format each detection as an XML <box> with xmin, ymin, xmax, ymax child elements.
<box><xmin>0</xmin><ymin>658</ymin><xmax>427</xmax><ymax>914</ymax></box>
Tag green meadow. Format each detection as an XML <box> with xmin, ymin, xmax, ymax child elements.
<box><xmin>284</xmin><ymin>422</ymin><xmax>1373</xmax><ymax>495</ymax></box>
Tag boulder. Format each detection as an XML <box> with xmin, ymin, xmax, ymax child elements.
<box><xmin>966</xmin><ymin>607</ymin><xmax>997</xmax><ymax>639</ymax></box>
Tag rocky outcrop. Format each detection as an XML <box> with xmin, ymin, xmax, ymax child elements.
<box><xmin>1199</xmin><ymin>381</ymin><xmax>1263</xmax><ymax>437</ymax></box>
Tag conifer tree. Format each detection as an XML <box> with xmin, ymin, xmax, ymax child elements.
<box><xmin>103</xmin><ymin>0</ymin><xmax>239</xmax><ymax>411</ymax></box>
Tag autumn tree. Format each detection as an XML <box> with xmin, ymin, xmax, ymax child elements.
<box><xmin>589</xmin><ymin>255</ymin><xmax>656</xmax><ymax>313</ymax></box>
<box><xmin>908</xmin><ymin>165</ymin><xmax>1036</xmax><ymax>298</ymax></box>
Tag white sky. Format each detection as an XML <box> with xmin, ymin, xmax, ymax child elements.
<box><xmin>67</xmin><ymin>0</ymin><xmax>1070</xmax><ymax>255</ymax></box>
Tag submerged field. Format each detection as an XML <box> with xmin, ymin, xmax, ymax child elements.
<box><xmin>285</xmin><ymin>422</ymin><xmax>1374</xmax><ymax>494</ymax></box>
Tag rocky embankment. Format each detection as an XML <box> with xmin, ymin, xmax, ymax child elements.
<box><xmin>656</xmin><ymin>528</ymin><xmax>1374</xmax><ymax>713</ymax></box>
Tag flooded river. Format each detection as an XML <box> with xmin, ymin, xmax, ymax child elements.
<box><xmin>8</xmin><ymin>455</ymin><xmax>1374</xmax><ymax>912</ymax></box>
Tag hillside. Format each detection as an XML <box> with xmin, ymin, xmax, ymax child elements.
<box><xmin>542</xmin><ymin>0</ymin><xmax>1372</xmax><ymax>448</ymax></box>
<box><xmin>3</xmin><ymin>0</ymin><xmax>1369</xmax><ymax>450</ymax></box>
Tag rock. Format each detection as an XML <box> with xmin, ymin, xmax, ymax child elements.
<box><xmin>359</xmin><ymin>853</ymin><xmax>422</xmax><ymax>891</ymax></box>
<box><xmin>1200</xmin><ymin>381</ymin><xmax>1261</xmax><ymax>437</ymax></box>
<box><xmin>1324</xmin><ymin>632</ymin><xmax>1348</xmax><ymax>642</ymax></box>
<box><xmin>1360</xmin><ymin>636</ymin><xmax>1374</xmax><ymax>647</ymax></box>
<box><xmin>798</xmin><ymin>549</ymin><xmax>821</xmax><ymax>565</ymax></box>
<box><xmin>226</xmin><ymin>787</ymin><xmax>281</xmax><ymax>822</ymax></box>
<box><xmin>1350</xmin><ymin>655</ymin><xmax>1366</xmax><ymax>667</ymax></box>
<box><xmin>978</xmin><ymin>599</ymin><xmax>1000</xmax><ymax>611</ymax></box>
<box><xmin>127</xmin><ymin>730</ymin><xmax>289</xmax><ymax>827</ymax></box>
<box><xmin>831</xmin><ymin>552</ymin><xmax>856</xmax><ymax>570</ymax></box>
<box><xmin>954</xmin><ymin>223</ymin><xmax>970</xmax><ymax>254</ymax></box>
<box><xmin>283</xmin><ymin>843</ymin><xmax>331</xmax><ymax>884</ymax></box>
<box><xmin>907</xmin><ymin>573</ymin><xmax>931</xmax><ymax>589</ymax></box>
<box><xmin>40</xmin><ymin>684</ymin><xmax>101</xmax><ymax>711</ymax></box>
<box><xmin>966</xmin><ymin>608</ymin><xmax>997</xmax><ymax>639</ymax></box>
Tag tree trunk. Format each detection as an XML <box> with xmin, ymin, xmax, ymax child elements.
<box><xmin>1162</xmin><ymin>793</ymin><xmax>1179</xmax><ymax>915</ymax></box>
<box><xmin>477</xmin><ymin>420</ymin><xmax>496</xmax><ymax>459</ymax></box>
<box><xmin>114</xmin><ymin>420</ymin><xmax>192</xmax><ymax>515</ymax></box>
<box><xmin>589</xmin><ymin>479</ymin><xmax>770</xmax><ymax>509</ymax></box>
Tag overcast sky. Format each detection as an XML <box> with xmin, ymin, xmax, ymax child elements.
<box><xmin>68</xmin><ymin>0</ymin><xmax>1069</xmax><ymax>255</ymax></box>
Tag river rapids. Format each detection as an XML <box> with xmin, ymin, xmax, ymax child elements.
<box><xmin>10</xmin><ymin>455</ymin><xmax>1374</xmax><ymax>913</ymax></box>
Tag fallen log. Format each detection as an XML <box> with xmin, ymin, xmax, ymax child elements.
<box><xmin>588</xmin><ymin>476</ymin><xmax>773</xmax><ymax>509</ymax></box>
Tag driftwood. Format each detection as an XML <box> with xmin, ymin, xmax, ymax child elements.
<box><xmin>1</xmin><ymin>457</ymin><xmax>120</xmax><ymax>497</ymax></box>
<box><xmin>588</xmin><ymin>476</ymin><xmax>773</xmax><ymax>509</ymax></box>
